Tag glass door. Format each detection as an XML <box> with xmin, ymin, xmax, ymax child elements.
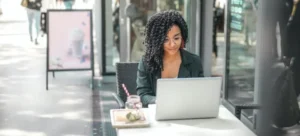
<box><xmin>224</xmin><ymin>0</ymin><xmax>258</xmax><ymax>124</ymax></box>
<box><xmin>101</xmin><ymin>0</ymin><xmax>121</xmax><ymax>75</ymax></box>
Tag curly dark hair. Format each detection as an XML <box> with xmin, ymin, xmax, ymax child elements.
<box><xmin>143</xmin><ymin>10</ymin><xmax>188</xmax><ymax>73</ymax></box>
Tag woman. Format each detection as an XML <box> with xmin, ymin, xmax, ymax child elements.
<box><xmin>136</xmin><ymin>10</ymin><xmax>204</xmax><ymax>107</ymax></box>
<box><xmin>25</xmin><ymin>0</ymin><xmax>42</xmax><ymax>45</ymax></box>
<box><xmin>0</xmin><ymin>0</ymin><xmax>3</xmax><ymax>15</ymax></box>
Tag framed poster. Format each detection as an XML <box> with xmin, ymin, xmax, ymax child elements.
<box><xmin>47</xmin><ymin>10</ymin><xmax>93</xmax><ymax>71</ymax></box>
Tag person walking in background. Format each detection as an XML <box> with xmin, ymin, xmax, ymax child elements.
<box><xmin>22</xmin><ymin>0</ymin><xmax>42</xmax><ymax>45</ymax></box>
<box><xmin>60</xmin><ymin>0</ymin><xmax>75</xmax><ymax>9</ymax></box>
<box><xmin>112</xmin><ymin>0</ymin><xmax>120</xmax><ymax>55</ymax></box>
<box><xmin>0</xmin><ymin>0</ymin><xmax>3</xmax><ymax>15</ymax></box>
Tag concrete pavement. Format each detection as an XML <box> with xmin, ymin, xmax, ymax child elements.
<box><xmin>0</xmin><ymin>22</ymin><xmax>98</xmax><ymax>136</ymax></box>
<box><xmin>0</xmin><ymin>2</ymin><xmax>111</xmax><ymax>135</ymax></box>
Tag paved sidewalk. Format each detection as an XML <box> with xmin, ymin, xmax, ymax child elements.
<box><xmin>0</xmin><ymin>23</ymin><xmax>95</xmax><ymax>136</ymax></box>
<box><xmin>0</xmin><ymin>1</ymin><xmax>119</xmax><ymax>136</ymax></box>
<box><xmin>0</xmin><ymin>8</ymin><xmax>110</xmax><ymax>136</ymax></box>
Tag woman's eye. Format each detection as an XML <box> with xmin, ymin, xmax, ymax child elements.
<box><xmin>164</xmin><ymin>39</ymin><xmax>169</xmax><ymax>43</ymax></box>
<box><xmin>174</xmin><ymin>37</ymin><xmax>180</xmax><ymax>40</ymax></box>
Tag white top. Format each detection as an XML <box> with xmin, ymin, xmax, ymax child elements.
<box><xmin>117</xmin><ymin>104</ymin><xmax>257</xmax><ymax>136</ymax></box>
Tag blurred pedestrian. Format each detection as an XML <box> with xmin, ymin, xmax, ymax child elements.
<box><xmin>0</xmin><ymin>0</ymin><xmax>3</xmax><ymax>15</ymax></box>
<box><xmin>58</xmin><ymin>0</ymin><xmax>75</xmax><ymax>9</ymax></box>
<box><xmin>113</xmin><ymin>0</ymin><xmax>120</xmax><ymax>54</ymax></box>
<box><xmin>22</xmin><ymin>0</ymin><xmax>42</xmax><ymax>45</ymax></box>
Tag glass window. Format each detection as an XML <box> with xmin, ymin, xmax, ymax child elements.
<box><xmin>102</xmin><ymin>0</ymin><xmax>120</xmax><ymax>73</ymax></box>
<box><xmin>226</xmin><ymin>0</ymin><xmax>258</xmax><ymax>119</ymax></box>
<box><xmin>213</xmin><ymin>0</ymin><xmax>226</xmax><ymax>77</ymax></box>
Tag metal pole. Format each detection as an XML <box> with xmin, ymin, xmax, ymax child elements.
<box><xmin>94</xmin><ymin>0</ymin><xmax>102</xmax><ymax>76</ymax></box>
<box><xmin>46</xmin><ymin>71</ymin><xmax>48</xmax><ymax>90</ymax></box>
<box><xmin>200</xmin><ymin>0</ymin><xmax>214</xmax><ymax>77</ymax></box>
<box><xmin>255</xmin><ymin>0</ymin><xmax>278</xmax><ymax>135</ymax></box>
<box><xmin>119</xmin><ymin>0</ymin><xmax>130</xmax><ymax>62</ymax></box>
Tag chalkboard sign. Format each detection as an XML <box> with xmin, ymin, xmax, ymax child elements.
<box><xmin>230</xmin><ymin>0</ymin><xmax>244</xmax><ymax>32</ymax></box>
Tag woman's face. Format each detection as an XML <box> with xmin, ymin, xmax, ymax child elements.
<box><xmin>163</xmin><ymin>25</ymin><xmax>182</xmax><ymax>56</ymax></box>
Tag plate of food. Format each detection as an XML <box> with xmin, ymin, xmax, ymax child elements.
<box><xmin>110</xmin><ymin>109</ymin><xmax>150</xmax><ymax>128</ymax></box>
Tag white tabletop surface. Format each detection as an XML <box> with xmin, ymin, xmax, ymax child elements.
<box><xmin>117</xmin><ymin>104</ymin><xmax>257</xmax><ymax>136</ymax></box>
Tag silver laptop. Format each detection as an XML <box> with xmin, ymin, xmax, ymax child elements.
<box><xmin>155</xmin><ymin>77</ymin><xmax>222</xmax><ymax>120</ymax></box>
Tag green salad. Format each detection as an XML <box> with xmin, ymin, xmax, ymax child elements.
<box><xmin>126</xmin><ymin>111</ymin><xmax>141</xmax><ymax>122</ymax></box>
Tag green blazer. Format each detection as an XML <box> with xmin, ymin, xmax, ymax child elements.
<box><xmin>136</xmin><ymin>49</ymin><xmax>204</xmax><ymax>107</ymax></box>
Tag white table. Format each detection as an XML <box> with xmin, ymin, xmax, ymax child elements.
<box><xmin>117</xmin><ymin>104</ymin><xmax>257</xmax><ymax>136</ymax></box>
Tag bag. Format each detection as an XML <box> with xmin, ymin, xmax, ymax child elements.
<box><xmin>272</xmin><ymin>58</ymin><xmax>300</xmax><ymax>128</ymax></box>
<box><xmin>21</xmin><ymin>0</ymin><xmax>28</xmax><ymax>8</ymax></box>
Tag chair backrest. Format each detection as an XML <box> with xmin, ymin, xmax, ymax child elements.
<box><xmin>116</xmin><ymin>62</ymin><xmax>139</xmax><ymax>103</ymax></box>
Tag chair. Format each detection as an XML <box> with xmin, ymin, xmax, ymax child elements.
<box><xmin>112</xmin><ymin>62</ymin><xmax>139</xmax><ymax>108</ymax></box>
